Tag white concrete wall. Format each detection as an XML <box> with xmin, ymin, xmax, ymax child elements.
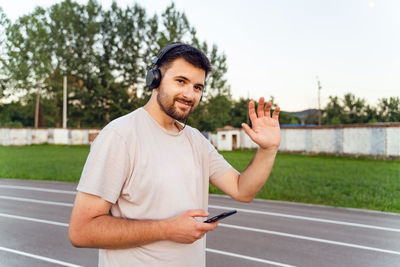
<box><xmin>9</xmin><ymin>129</ymin><xmax>30</xmax><ymax>146</ymax></box>
<box><xmin>209</xmin><ymin>125</ymin><xmax>400</xmax><ymax>157</ymax></box>
<box><xmin>284</xmin><ymin>129</ymin><xmax>308</xmax><ymax>152</ymax></box>
<box><xmin>240</xmin><ymin>132</ymin><xmax>258</xmax><ymax>150</ymax></box>
<box><xmin>0</xmin><ymin>128</ymin><xmax>100</xmax><ymax>146</ymax></box>
<box><xmin>70</xmin><ymin>129</ymin><xmax>89</xmax><ymax>145</ymax></box>
<box><xmin>311</xmin><ymin>129</ymin><xmax>338</xmax><ymax>153</ymax></box>
<box><xmin>386</xmin><ymin>127</ymin><xmax>400</xmax><ymax>156</ymax></box>
<box><xmin>343</xmin><ymin>128</ymin><xmax>371</xmax><ymax>155</ymax></box>
<box><xmin>52</xmin><ymin>129</ymin><xmax>69</xmax><ymax>145</ymax></box>
<box><xmin>2</xmin><ymin>126</ymin><xmax>399</xmax><ymax>157</ymax></box>
<box><xmin>32</xmin><ymin>129</ymin><xmax>49</xmax><ymax>145</ymax></box>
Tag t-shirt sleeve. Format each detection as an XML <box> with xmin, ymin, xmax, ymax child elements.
<box><xmin>77</xmin><ymin>128</ymin><xmax>131</xmax><ymax>204</ymax></box>
<box><xmin>205</xmin><ymin>138</ymin><xmax>238</xmax><ymax>180</ymax></box>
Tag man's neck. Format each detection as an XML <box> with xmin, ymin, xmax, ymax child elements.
<box><xmin>143</xmin><ymin>97</ymin><xmax>181</xmax><ymax>133</ymax></box>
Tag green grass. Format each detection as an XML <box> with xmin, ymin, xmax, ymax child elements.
<box><xmin>1</xmin><ymin>145</ymin><xmax>399</xmax><ymax>212</ymax></box>
<box><xmin>0</xmin><ymin>145</ymin><xmax>90</xmax><ymax>182</ymax></box>
<box><xmin>211</xmin><ymin>150</ymin><xmax>400</xmax><ymax>213</ymax></box>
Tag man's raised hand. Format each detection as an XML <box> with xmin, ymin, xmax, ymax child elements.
<box><xmin>241</xmin><ymin>97</ymin><xmax>281</xmax><ymax>150</ymax></box>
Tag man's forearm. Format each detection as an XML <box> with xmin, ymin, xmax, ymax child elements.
<box><xmin>237</xmin><ymin>148</ymin><xmax>278</xmax><ymax>201</ymax></box>
<box><xmin>69</xmin><ymin>215</ymin><xmax>170</xmax><ymax>249</ymax></box>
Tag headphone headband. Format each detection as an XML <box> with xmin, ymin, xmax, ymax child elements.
<box><xmin>152</xmin><ymin>43</ymin><xmax>185</xmax><ymax>66</ymax></box>
<box><xmin>146</xmin><ymin>43</ymin><xmax>185</xmax><ymax>90</ymax></box>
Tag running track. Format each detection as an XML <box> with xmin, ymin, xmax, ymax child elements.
<box><xmin>0</xmin><ymin>179</ymin><xmax>399</xmax><ymax>266</ymax></box>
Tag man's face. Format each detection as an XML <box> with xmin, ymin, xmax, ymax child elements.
<box><xmin>156</xmin><ymin>57</ymin><xmax>205</xmax><ymax>121</ymax></box>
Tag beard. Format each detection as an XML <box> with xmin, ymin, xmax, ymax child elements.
<box><xmin>156</xmin><ymin>87</ymin><xmax>196</xmax><ymax>121</ymax></box>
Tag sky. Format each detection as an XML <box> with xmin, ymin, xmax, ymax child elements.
<box><xmin>1</xmin><ymin>0</ymin><xmax>399</xmax><ymax>111</ymax></box>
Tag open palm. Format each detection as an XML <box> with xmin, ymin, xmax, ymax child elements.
<box><xmin>241</xmin><ymin>97</ymin><xmax>281</xmax><ymax>150</ymax></box>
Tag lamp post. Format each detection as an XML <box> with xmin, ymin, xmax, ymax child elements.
<box><xmin>63</xmin><ymin>75</ymin><xmax>67</xmax><ymax>128</ymax></box>
<box><xmin>316</xmin><ymin>76</ymin><xmax>322</xmax><ymax>126</ymax></box>
<box><xmin>34</xmin><ymin>91</ymin><xmax>40</xmax><ymax>128</ymax></box>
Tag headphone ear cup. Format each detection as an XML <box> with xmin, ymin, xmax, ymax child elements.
<box><xmin>146</xmin><ymin>68</ymin><xmax>162</xmax><ymax>89</ymax></box>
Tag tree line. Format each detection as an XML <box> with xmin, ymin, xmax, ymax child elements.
<box><xmin>0</xmin><ymin>0</ymin><xmax>245</xmax><ymax>131</ymax></box>
<box><xmin>297</xmin><ymin>93</ymin><xmax>399</xmax><ymax>125</ymax></box>
<box><xmin>0</xmin><ymin>1</ymin><xmax>398</xmax><ymax>131</ymax></box>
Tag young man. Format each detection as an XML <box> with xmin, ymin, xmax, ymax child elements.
<box><xmin>69</xmin><ymin>42</ymin><xmax>281</xmax><ymax>267</ymax></box>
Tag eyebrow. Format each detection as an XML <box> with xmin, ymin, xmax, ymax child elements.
<box><xmin>174</xmin><ymin>75</ymin><xmax>204</xmax><ymax>89</ymax></box>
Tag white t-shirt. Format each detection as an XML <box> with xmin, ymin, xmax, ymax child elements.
<box><xmin>77</xmin><ymin>107</ymin><xmax>234</xmax><ymax>267</ymax></box>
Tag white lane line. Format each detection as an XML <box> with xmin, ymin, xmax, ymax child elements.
<box><xmin>0</xmin><ymin>246</ymin><xmax>82</xmax><ymax>267</ymax></box>
<box><xmin>2</xmin><ymin>210</ymin><xmax>399</xmax><ymax>257</ymax></box>
<box><xmin>219</xmin><ymin>223</ymin><xmax>400</xmax><ymax>256</ymax></box>
<box><xmin>206</xmin><ymin>248</ymin><xmax>296</xmax><ymax>267</ymax></box>
<box><xmin>0</xmin><ymin>185</ymin><xmax>76</xmax><ymax>195</ymax></box>
<box><xmin>1</xmin><ymin>193</ymin><xmax>398</xmax><ymax>234</ymax></box>
<box><xmin>0</xmin><ymin>213</ymin><xmax>293</xmax><ymax>266</ymax></box>
<box><xmin>3</xmin><ymin>184</ymin><xmax>398</xmax><ymax>233</ymax></box>
<box><xmin>0</xmin><ymin>196</ymin><xmax>73</xmax><ymax>207</ymax></box>
<box><xmin>209</xmin><ymin>205</ymin><xmax>400</xmax><ymax>233</ymax></box>
<box><xmin>0</xmin><ymin>213</ymin><xmax>69</xmax><ymax>227</ymax></box>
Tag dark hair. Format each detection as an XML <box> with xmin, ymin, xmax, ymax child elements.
<box><xmin>157</xmin><ymin>42</ymin><xmax>212</xmax><ymax>77</ymax></box>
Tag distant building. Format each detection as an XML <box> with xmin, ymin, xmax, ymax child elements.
<box><xmin>210</xmin><ymin>126</ymin><xmax>258</xmax><ymax>151</ymax></box>
<box><xmin>214</xmin><ymin>126</ymin><xmax>240</xmax><ymax>151</ymax></box>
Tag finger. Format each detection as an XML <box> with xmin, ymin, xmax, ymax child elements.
<box><xmin>272</xmin><ymin>106</ymin><xmax>280</xmax><ymax>120</ymax></box>
<box><xmin>199</xmin><ymin>221</ymin><xmax>218</xmax><ymax>231</ymax></box>
<box><xmin>242</xmin><ymin>123</ymin><xmax>256</xmax><ymax>141</ymax></box>
<box><xmin>210</xmin><ymin>221</ymin><xmax>218</xmax><ymax>230</ymax></box>
<box><xmin>248</xmin><ymin>101</ymin><xmax>257</xmax><ymax>123</ymax></box>
<box><xmin>186</xmin><ymin>209</ymin><xmax>209</xmax><ymax>218</ymax></box>
<box><xmin>257</xmin><ymin>97</ymin><xmax>265</xmax><ymax>117</ymax></box>
<box><xmin>264</xmin><ymin>101</ymin><xmax>272</xmax><ymax>117</ymax></box>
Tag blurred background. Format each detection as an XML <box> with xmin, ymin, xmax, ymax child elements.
<box><xmin>0</xmin><ymin>0</ymin><xmax>399</xmax><ymax>130</ymax></box>
<box><xmin>0</xmin><ymin>0</ymin><xmax>399</xmax><ymax>212</ymax></box>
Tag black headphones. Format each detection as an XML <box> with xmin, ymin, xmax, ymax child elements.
<box><xmin>146</xmin><ymin>43</ymin><xmax>184</xmax><ymax>90</ymax></box>
<box><xmin>146</xmin><ymin>43</ymin><xmax>204</xmax><ymax>102</ymax></box>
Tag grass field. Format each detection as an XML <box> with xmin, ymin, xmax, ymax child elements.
<box><xmin>0</xmin><ymin>145</ymin><xmax>89</xmax><ymax>182</ymax></box>
<box><xmin>1</xmin><ymin>145</ymin><xmax>399</xmax><ymax>213</ymax></box>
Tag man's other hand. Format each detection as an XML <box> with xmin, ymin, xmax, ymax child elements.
<box><xmin>166</xmin><ymin>209</ymin><xmax>218</xmax><ymax>244</ymax></box>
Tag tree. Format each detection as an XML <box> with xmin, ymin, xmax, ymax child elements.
<box><xmin>1</xmin><ymin>0</ymin><xmax>231</xmax><ymax>129</ymax></box>
<box><xmin>197</xmin><ymin>93</ymin><xmax>233</xmax><ymax>131</ymax></box>
<box><xmin>342</xmin><ymin>93</ymin><xmax>368</xmax><ymax>123</ymax></box>
<box><xmin>322</xmin><ymin>96</ymin><xmax>344</xmax><ymax>125</ymax></box>
<box><xmin>47</xmin><ymin>0</ymin><xmax>103</xmax><ymax>127</ymax></box>
<box><xmin>0</xmin><ymin>7</ymin><xmax>10</xmax><ymax>97</ymax></box>
<box><xmin>4</xmin><ymin>7</ymin><xmax>52</xmax><ymax>97</ymax></box>
<box><xmin>200</xmin><ymin>42</ymin><xmax>230</xmax><ymax>99</ymax></box>
<box><xmin>378</xmin><ymin>97</ymin><xmax>400</xmax><ymax>122</ymax></box>
<box><xmin>364</xmin><ymin>104</ymin><xmax>379</xmax><ymax>123</ymax></box>
<box><xmin>0</xmin><ymin>101</ymin><xmax>30</xmax><ymax>127</ymax></box>
<box><xmin>230</xmin><ymin>97</ymin><xmax>250</xmax><ymax>128</ymax></box>
<box><xmin>95</xmin><ymin>2</ymin><xmax>147</xmax><ymax>124</ymax></box>
<box><xmin>4</xmin><ymin>7</ymin><xmax>54</xmax><ymax>127</ymax></box>
<box><xmin>304</xmin><ymin>112</ymin><xmax>318</xmax><ymax>125</ymax></box>
<box><xmin>159</xmin><ymin>3</ymin><xmax>191</xmax><ymax>46</ymax></box>
<box><xmin>101</xmin><ymin>2</ymin><xmax>146</xmax><ymax>88</ymax></box>
<box><xmin>322</xmin><ymin>93</ymin><xmax>382</xmax><ymax>125</ymax></box>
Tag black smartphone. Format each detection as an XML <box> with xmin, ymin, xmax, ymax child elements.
<box><xmin>204</xmin><ymin>210</ymin><xmax>237</xmax><ymax>223</ymax></box>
